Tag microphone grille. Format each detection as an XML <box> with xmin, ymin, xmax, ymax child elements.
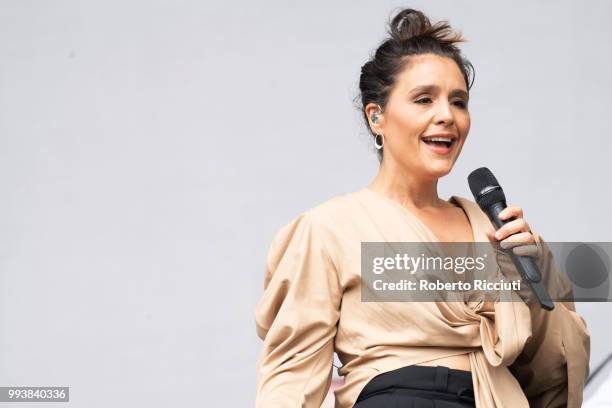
<box><xmin>468</xmin><ymin>167</ymin><xmax>498</xmax><ymax>195</ymax></box>
<box><xmin>468</xmin><ymin>167</ymin><xmax>506</xmax><ymax>209</ymax></box>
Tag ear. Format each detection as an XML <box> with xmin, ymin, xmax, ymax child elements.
<box><xmin>365</xmin><ymin>103</ymin><xmax>384</xmax><ymax>133</ymax></box>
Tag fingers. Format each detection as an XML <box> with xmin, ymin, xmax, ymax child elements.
<box><xmin>499</xmin><ymin>231</ymin><xmax>535</xmax><ymax>248</ymax></box>
<box><xmin>485</xmin><ymin>224</ymin><xmax>498</xmax><ymax>244</ymax></box>
<box><xmin>495</xmin><ymin>218</ymin><xmax>531</xmax><ymax>241</ymax></box>
<box><xmin>495</xmin><ymin>230</ymin><xmax>539</xmax><ymax>258</ymax></box>
<box><xmin>498</xmin><ymin>206</ymin><xmax>523</xmax><ymax>221</ymax></box>
<box><xmin>487</xmin><ymin>205</ymin><xmax>540</xmax><ymax>259</ymax></box>
<box><xmin>512</xmin><ymin>244</ymin><xmax>540</xmax><ymax>257</ymax></box>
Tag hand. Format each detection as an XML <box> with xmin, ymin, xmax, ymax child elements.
<box><xmin>485</xmin><ymin>205</ymin><xmax>541</xmax><ymax>258</ymax></box>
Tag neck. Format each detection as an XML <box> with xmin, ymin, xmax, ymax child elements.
<box><xmin>368</xmin><ymin>158</ymin><xmax>447</xmax><ymax>210</ymax></box>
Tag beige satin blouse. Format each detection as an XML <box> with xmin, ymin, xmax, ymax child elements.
<box><xmin>254</xmin><ymin>188</ymin><xmax>590</xmax><ymax>407</ymax></box>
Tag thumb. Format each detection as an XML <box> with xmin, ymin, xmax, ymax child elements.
<box><xmin>485</xmin><ymin>224</ymin><xmax>497</xmax><ymax>243</ymax></box>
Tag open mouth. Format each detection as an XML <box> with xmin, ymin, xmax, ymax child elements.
<box><xmin>422</xmin><ymin>139</ymin><xmax>454</xmax><ymax>148</ymax></box>
<box><xmin>420</xmin><ymin>136</ymin><xmax>456</xmax><ymax>154</ymax></box>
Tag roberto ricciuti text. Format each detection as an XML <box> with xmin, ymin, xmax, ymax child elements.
<box><xmin>372</xmin><ymin>279</ymin><xmax>522</xmax><ymax>292</ymax></box>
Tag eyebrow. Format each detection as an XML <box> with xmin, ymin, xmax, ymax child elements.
<box><xmin>408</xmin><ymin>84</ymin><xmax>469</xmax><ymax>99</ymax></box>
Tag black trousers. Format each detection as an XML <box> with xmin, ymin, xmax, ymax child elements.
<box><xmin>354</xmin><ymin>365</ymin><xmax>476</xmax><ymax>408</ymax></box>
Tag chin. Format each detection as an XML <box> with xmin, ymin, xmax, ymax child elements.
<box><xmin>425</xmin><ymin>164</ymin><xmax>453</xmax><ymax>178</ymax></box>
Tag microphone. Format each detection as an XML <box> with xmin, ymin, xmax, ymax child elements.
<box><xmin>468</xmin><ymin>167</ymin><xmax>555</xmax><ymax>311</ymax></box>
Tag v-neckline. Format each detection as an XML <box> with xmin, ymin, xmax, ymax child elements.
<box><xmin>361</xmin><ymin>187</ymin><xmax>477</xmax><ymax>243</ymax></box>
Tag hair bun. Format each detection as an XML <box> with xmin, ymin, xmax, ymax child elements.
<box><xmin>388</xmin><ymin>8</ymin><xmax>464</xmax><ymax>46</ymax></box>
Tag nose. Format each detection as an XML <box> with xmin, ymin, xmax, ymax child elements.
<box><xmin>433</xmin><ymin>100</ymin><xmax>454</xmax><ymax>126</ymax></box>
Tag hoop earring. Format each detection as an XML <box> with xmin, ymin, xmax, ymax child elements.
<box><xmin>374</xmin><ymin>133</ymin><xmax>384</xmax><ymax>150</ymax></box>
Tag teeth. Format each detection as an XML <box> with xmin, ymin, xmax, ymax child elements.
<box><xmin>423</xmin><ymin>137</ymin><xmax>453</xmax><ymax>143</ymax></box>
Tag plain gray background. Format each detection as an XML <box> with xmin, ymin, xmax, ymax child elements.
<box><xmin>1</xmin><ymin>0</ymin><xmax>611</xmax><ymax>406</ymax></box>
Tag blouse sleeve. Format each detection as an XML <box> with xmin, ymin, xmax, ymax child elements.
<box><xmin>254</xmin><ymin>212</ymin><xmax>343</xmax><ymax>408</ymax></box>
<box><xmin>497</xmin><ymin>233</ymin><xmax>591</xmax><ymax>408</ymax></box>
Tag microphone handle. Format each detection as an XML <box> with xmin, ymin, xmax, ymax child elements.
<box><xmin>483</xmin><ymin>201</ymin><xmax>555</xmax><ymax>311</ymax></box>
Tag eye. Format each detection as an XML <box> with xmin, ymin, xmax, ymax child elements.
<box><xmin>453</xmin><ymin>100</ymin><xmax>468</xmax><ymax>109</ymax></box>
<box><xmin>415</xmin><ymin>97</ymin><xmax>432</xmax><ymax>104</ymax></box>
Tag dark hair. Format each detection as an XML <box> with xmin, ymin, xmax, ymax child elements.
<box><xmin>356</xmin><ymin>8</ymin><xmax>475</xmax><ymax>163</ymax></box>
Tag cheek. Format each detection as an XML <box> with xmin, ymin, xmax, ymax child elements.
<box><xmin>393</xmin><ymin>108</ymin><xmax>429</xmax><ymax>135</ymax></box>
<box><xmin>458</xmin><ymin>113</ymin><xmax>471</xmax><ymax>136</ymax></box>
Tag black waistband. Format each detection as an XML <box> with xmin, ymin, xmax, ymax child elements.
<box><xmin>356</xmin><ymin>364</ymin><xmax>474</xmax><ymax>403</ymax></box>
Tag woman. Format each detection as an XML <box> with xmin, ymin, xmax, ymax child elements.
<box><xmin>254</xmin><ymin>8</ymin><xmax>590</xmax><ymax>408</ymax></box>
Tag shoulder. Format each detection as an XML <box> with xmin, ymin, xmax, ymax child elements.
<box><xmin>450</xmin><ymin>195</ymin><xmax>488</xmax><ymax>219</ymax></box>
<box><xmin>449</xmin><ymin>194</ymin><xmax>478</xmax><ymax>210</ymax></box>
<box><xmin>285</xmin><ymin>190</ymin><xmax>356</xmax><ymax>225</ymax></box>
<box><xmin>265</xmin><ymin>193</ymin><xmax>353</xmax><ymax>279</ymax></box>
<box><xmin>270</xmin><ymin>191</ymin><xmax>357</xmax><ymax>247</ymax></box>
<box><xmin>307</xmin><ymin>192</ymin><xmax>355</xmax><ymax>223</ymax></box>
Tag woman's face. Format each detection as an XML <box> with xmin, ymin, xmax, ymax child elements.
<box><xmin>369</xmin><ymin>53</ymin><xmax>471</xmax><ymax>178</ymax></box>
